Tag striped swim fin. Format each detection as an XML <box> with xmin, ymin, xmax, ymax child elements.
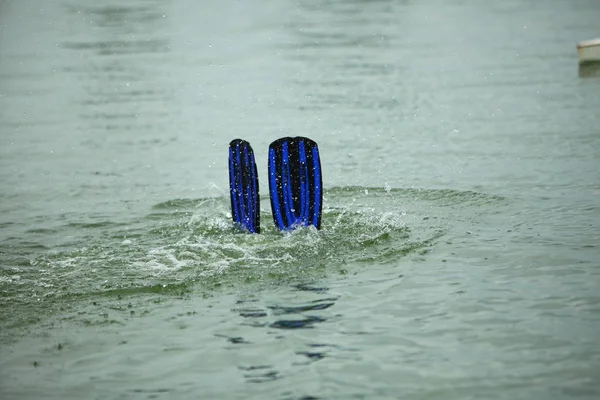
<box><xmin>228</xmin><ymin>139</ymin><xmax>260</xmax><ymax>233</ymax></box>
<box><xmin>268</xmin><ymin>137</ymin><xmax>323</xmax><ymax>231</ymax></box>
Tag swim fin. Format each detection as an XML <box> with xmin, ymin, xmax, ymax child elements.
<box><xmin>268</xmin><ymin>137</ymin><xmax>323</xmax><ymax>231</ymax></box>
<box><xmin>228</xmin><ymin>139</ymin><xmax>260</xmax><ymax>233</ymax></box>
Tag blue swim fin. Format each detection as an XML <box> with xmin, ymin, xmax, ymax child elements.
<box><xmin>228</xmin><ymin>139</ymin><xmax>260</xmax><ymax>233</ymax></box>
<box><xmin>268</xmin><ymin>137</ymin><xmax>323</xmax><ymax>231</ymax></box>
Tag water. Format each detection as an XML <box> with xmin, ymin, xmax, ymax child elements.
<box><xmin>1</xmin><ymin>0</ymin><xmax>600</xmax><ymax>398</ymax></box>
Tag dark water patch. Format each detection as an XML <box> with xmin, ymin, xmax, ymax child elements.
<box><xmin>64</xmin><ymin>3</ymin><xmax>166</xmax><ymax>27</ymax></box>
<box><xmin>280</xmin><ymin>393</ymin><xmax>321</xmax><ymax>400</ymax></box>
<box><xmin>215</xmin><ymin>334</ymin><xmax>251</xmax><ymax>345</ymax></box>
<box><xmin>268</xmin><ymin>300</ymin><xmax>336</xmax><ymax>315</ymax></box>
<box><xmin>25</xmin><ymin>227</ymin><xmax>59</xmax><ymax>235</ymax></box>
<box><xmin>244</xmin><ymin>369</ymin><xmax>281</xmax><ymax>384</ymax></box>
<box><xmin>290</xmin><ymin>32</ymin><xmax>390</xmax><ymax>50</ymax></box>
<box><xmin>85</xmin><ymin>88</ymin><xmax>159</xmax><ymax>99</ymax></box>
<box><xmin>63</xmin><ymin>39</ymin><xmax>169</xmax><ymax>56</ymax></box>
<box><xmin>66</xmin><ymin>221</ymin><xmax>123</xmax><ymax>229</ymax></box>
<box><xmin>296</xmin><ymin>351</ymin><xmax>326</xmax><ymax>361</ymax></box>
<box><xmin>558</xmin><ymin>384</ymin><xmax>600</xmax><ymax>397</ymax></box>
<box><xmin>62</xmin><ymin>1</ymin><xmax>170</xmax><ymax>56</ymax></box>
<box><xmin>2</xmin><ymin>240</ymin><xmax>49</xmax><ymax>251</ymax></box>
<box><xmin>269</xmin><ymin>315</ymin><xmax>327</xmax><ymax>330</ymax></box>
<box><xmin>79</xmin><ymin>96</ymin><xmax>157</xmax><ymax>106</ymax></box>
<box><xmin>239</xmin><ymin>365</ymin><xmax>272</xmax><ymax>371</ymax></box>
<box><xmin>129</xmin><ymin>388</ymin><xmax>173</xmax><ymax>394</ymax></box>
<box><xmin>235</xmin><ymin>298</ymin><xmax>259</xmax><ymax>304</ymax></box>
<box><xmin>291</xmin><ymin>283</ymin><xmax>330</xmax><ymax>293</ymax></box>
<box><xmin>234</xmin><ymin>308</ymin><xmax>269</xmax><ymax>318</ymax></box>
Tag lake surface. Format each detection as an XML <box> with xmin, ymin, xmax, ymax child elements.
<box><xmin>1</xmin><ymin>0</ymin><xmax>600</xmax><ymax>398</ymax></box>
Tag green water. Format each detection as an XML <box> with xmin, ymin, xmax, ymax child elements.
<box><xmin>1</xmin><ymin>0</ymin><xmax>600</xmax><ymax>399</ymax></box>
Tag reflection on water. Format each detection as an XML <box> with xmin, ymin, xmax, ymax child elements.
<box><xmin>579</xmin><ymin>62</ymin><xmax>600</xmax><ymax>78</ymax></box>
<box><xmin>229</xmin><ymin>281</ymin><xmax>339</xmax><ymax>384</ymax></box>
<box><xmin>232</xmin><ymin>282</ymin><xmax>337</xmax><ymax>330</ymax></box>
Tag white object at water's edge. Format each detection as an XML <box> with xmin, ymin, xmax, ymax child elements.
<box><xmin>577</xmin><ymin>38</ymin><xmax>600</xmax><ymax>64</ymax></box>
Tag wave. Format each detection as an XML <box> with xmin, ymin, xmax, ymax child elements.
<box><xmin>0</xmin><ymin>186</ymin><xmax>504</xmax><ymax>341</ymax></box>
